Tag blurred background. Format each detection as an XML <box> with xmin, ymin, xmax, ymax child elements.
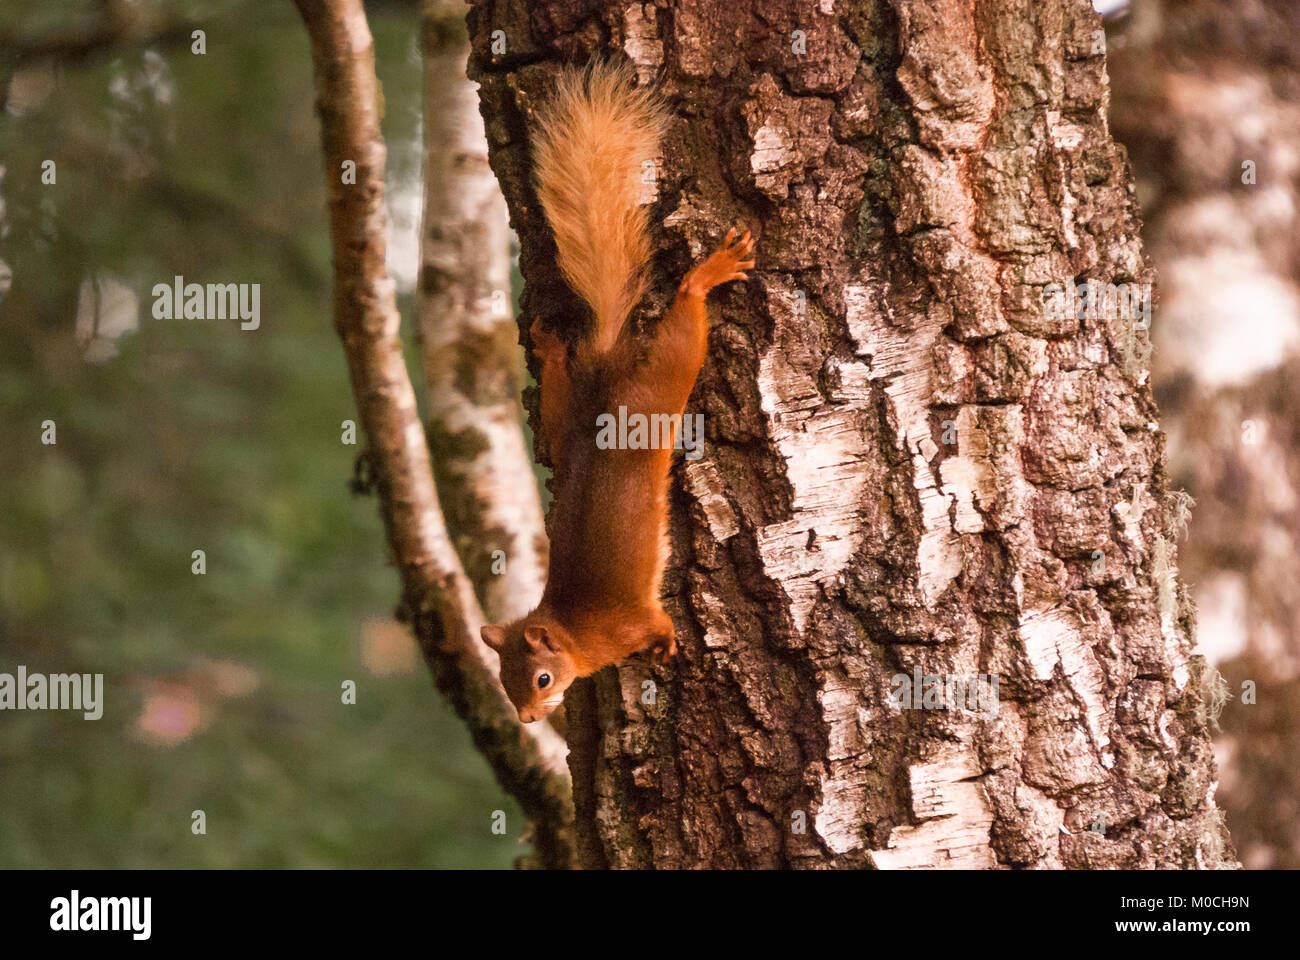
<box><xmin>0</xmin><ymin>0</ymin><xmax>522</xmax><ymax>868</ymax></box>
<box><xmin>1106</xmin><ymin>0</ymin><xmax>1300</xmax><ymax>869</ymax></box>
<box><xmin>0</xmin><ymin>0</ymin><xmax>1295</xmax><ymax>868</ymax></box>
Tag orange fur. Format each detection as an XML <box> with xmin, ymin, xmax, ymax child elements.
<box><xmin>531</xmin><ymin>60</ymin><xmax>669</xmax><ymax>354</ymax></box>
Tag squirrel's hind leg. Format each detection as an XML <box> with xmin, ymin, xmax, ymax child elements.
<box><xmin>530</xmin><ymin>319</ymin><xmax>574</xmax><ymax>471</ymax></box>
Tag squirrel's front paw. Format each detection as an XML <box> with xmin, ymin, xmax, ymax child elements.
<box><xmin>684</xmin><ymin>228</ymin><xmax>756</xmax><ymax>296</ymax></box>
<box><xmin>649</xmin><ymin>632</ymin><xmax>678</xmax><ymax>665</ymax></box>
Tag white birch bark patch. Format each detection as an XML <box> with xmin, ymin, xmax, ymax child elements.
<box><xmin>867</xmin><ymin>741</ymin><xmax>997</xmax><ymax>869</ymax></box>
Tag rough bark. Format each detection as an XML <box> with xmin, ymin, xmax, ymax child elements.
<box><xmin>294</xmin><ymin>0</ymin><xmax>573</xmax><ymax>869</ymax></box>
<box><xmin>468</xmin><ymin>0</ymin><xmax>1237</xmax><ymax>869</ymax></box>
<box><xmin>417</xmin><ymin>1</ymin><xmax>550</xmax><ymax>628</ymax></box>
<box><xmin>1108</xmin><ymin>0</ymin><xmax>1300</xmax><ymax>869</ymax></box>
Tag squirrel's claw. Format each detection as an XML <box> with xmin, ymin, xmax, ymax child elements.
<box><xmin>685</xmin><ymin>227</ymin><xmax>757</xmax><ymax>294</ymax></box>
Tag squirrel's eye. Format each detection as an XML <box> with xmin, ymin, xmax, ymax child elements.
<box><xmin>537</xmin><ymin>673</ymin><xmax>551</xmax><ymax>689</ymax></box>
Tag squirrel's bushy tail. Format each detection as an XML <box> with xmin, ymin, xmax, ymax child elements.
<box><xmin>532</xmin><ymin>60</ymin><xmax>668</xmax><ymax>354</ymax></box>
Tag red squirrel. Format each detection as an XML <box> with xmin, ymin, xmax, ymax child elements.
<box><xmin>480</xmin><ymin>60</ymin><xmax>755</xmax><ymax>723</ymax></box>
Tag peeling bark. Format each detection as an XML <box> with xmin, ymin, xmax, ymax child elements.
<box><xmin>294</xmin><ymin>0</ymin><xmax>574</xmax><ymax>869</ymax></box>
<box><xmin>469</xmin><ymin>0</ymin><xmax>1236</xmax><ymax>869</ymax></box>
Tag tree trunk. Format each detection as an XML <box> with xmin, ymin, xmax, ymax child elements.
<box><xmin>468</xmin><ymin>0</ymin><xmax>1237</xmax><ymax>869</ymax></box>
<box><xmin>417</xmin><ymin>0</ymin><xmax>550</xmax><ymax>628</ymax></box>
<box><xmin>416</xmin><ymin>0</ymin><xmax>576</xmax><ymax>866</ymax></box>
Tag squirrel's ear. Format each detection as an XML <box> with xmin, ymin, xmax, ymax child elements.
<box><xmin>481</xmin><ymin>625</ymin><xmax>507</xmax><ymax>652</ymax></box>
<box><xmin>524</xmin><ymin>625</ymin><xmax>561</xmax><ymax>654</ymax></box>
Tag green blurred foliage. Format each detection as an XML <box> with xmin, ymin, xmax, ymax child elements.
<box><xmin>0</xmin><ymin>0</ymin><xmax>523</xmax><ymax>867</ymax></box>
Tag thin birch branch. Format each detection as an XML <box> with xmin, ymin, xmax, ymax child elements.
<box><xmin>292</xmin><ymin>0</ymin><xmax>573</xmax><ymax>869</ymax></box>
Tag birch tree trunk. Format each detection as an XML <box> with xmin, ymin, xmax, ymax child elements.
<box><xmin>416</xmin><ymin>0</ymin><xmax>575</xmax><ymax>866</ymax></box>
<box><xmin>468</xmin><ymin>0</ymin><xmax>1238</xmax><ymax>869</ymax></box>
<box><xmin>417</xmin><ymin>1</ymin><xmax>550</xmax><ymax>628</ymax></box>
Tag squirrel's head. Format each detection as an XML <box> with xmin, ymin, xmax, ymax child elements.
<box><xmin>481</xmin><ymin>615</ymin><xmax>577</xmax><ymax>723</ymax></box>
